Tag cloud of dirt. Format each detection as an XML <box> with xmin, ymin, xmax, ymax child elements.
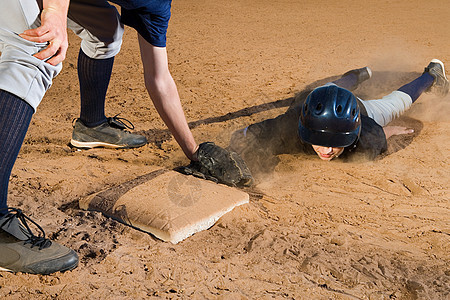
<box><xmin>405</xmin><ymin>93</ymin><xmax>450</xmax><ymax>122</ymax></box>
<box><xmin>226</xmin><ymin>127</ymin><xmax>281</xmax><ymax>181</ymax></box>
<box><xmin>366</xmin><ymin>36</ymin><xmax>421</xmax><ymax>73</ymax></box>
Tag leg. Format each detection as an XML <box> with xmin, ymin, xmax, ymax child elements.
<box><xmin>67</xmin><ymin>0</ymin><xmax>121</xmax><ymax>127</ymax></box>
<box><xmin>332</xmin><ymin>67</ymin><xmax>372</xmax><ymax>91</ymax></box>
<box><xmin>0</xmin><ymin>0</ymin><xmax>60</xmax><ymax>209</ymax></box>
<box><xmin>397</xmin><ymin>73</ymin><xmax>434</xmax><ymax>103</ymax></box>
<box><xmin>0</xmin><ymin>0</ymin><xmax>62</xmax><ymax>111</ymax></box>
<box><xmin>399</xmin><ymin>59</ymin><xmax>449</xmax><ymax>100</ymax></box>
<box><xmin>77</xmin><ymin>48</ymin><xmax>113</xmax><ymax>127</ymax></box>
<box><xmin>66</xmin><ymin>0</ymin><xmax>147</xmax><ymax>148</ymax></box>
<box><xmin>0</xmin><ymin>91</ymin><xmax>33</xmax><ymax>212</ymax></box>
<box><xmin>0</xmin><ymin>0</ymin><xmax>78</xmax><ymax>275</ymax></box>
<box><xmin>359</xmin><ymin>91</ymin><xmax>413</xmax><ymax>127</ymax></box>
<box><xmin>359</xmin><ymin>59</ymin><xmax>449</xmax><ymax>127</ymax></box>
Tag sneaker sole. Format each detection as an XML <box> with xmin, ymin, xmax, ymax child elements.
<box><xmin>70</xmin><ymin>139</ymin><xmax>145</xmax><ymax>149</ymax></box>
<box><xmin>428</xmin><ymin>59</ymin><xmax>449</xmax><ymax>97</ymax></box>
<box><xmin>0</xmin><ymin>261</ymin><xmax>77</xmax><ymax>274</ymax></box>
<box><xmin>365</xmin><ymin>66</ymin><xmax>373</xmax><ymax>79</ymax></box>
<box><xmin>430</xmin><ymin>58</ymin><xmax>448</xmax><ymax>81</ymax></box>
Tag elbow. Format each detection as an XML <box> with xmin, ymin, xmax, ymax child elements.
<box><xmin>144</xmin><ymin>72</ymin><xmax>175</xmax><ymax>97</ymax></box>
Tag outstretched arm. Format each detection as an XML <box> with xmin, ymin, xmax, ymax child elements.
<box><xmin>138</xmin><ymin>34</ymin><xmax>198</xmax><ymax>161</ymax></box>
<box><xmin>383</xmin><ymin>126</ymin><xmax>414</xmax><ymax>139</ymax></box>
<box><xmin>19</xmin><ymin>0</ymin><xmax>69</xmax><ymax>66</ymax></box>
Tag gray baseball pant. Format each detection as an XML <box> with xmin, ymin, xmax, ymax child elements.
<box><xmin>358</xmin><ymin>91</ymin><xmax>413</xmax><ymax>127</ymax></box>
<box><xmin>325</xmin><ymin>83</ymin><xmax>413</xmax><ymax>127</ymax></box>
<box><xmin>0</xmin><ymin>0</ymin><xmax>124</xmax><ymax>111</ymax></box>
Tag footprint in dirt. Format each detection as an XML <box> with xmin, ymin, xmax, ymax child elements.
<box><xmin>54</xmin><ymin>202</ymin><xmax>129</xmax><ymax>266</ymax></box>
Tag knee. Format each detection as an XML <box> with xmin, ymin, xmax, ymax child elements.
<box><xmin>0</xmin><ymin>45</ymin><xmax>61</xmax><ymax>111</ymax></box>
<box><xmin>80</xmin><ymin>34</ymin><xmax>123</xmax><ymax>59</ymax></box>
<box><xmin>77</xmin><ymin>19</ymin><xmax>124</xmax><ymax>59</ymax></box>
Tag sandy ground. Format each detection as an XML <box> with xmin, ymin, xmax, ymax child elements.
<box><xmin>1</xmin><ymin>0</ymin><xmax>449</xmax><ymax>299</ymax></box>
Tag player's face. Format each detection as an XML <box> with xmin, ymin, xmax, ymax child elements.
<box><xmin>311</xmin><ymin>145</ymin><xmax>344</xmax><ymax>161</ymax></box>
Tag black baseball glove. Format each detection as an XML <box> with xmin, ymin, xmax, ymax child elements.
<box><xmin>175</xmin><ymin>142</ymin><xmax>254</xmax><ymax>187</ymax></box>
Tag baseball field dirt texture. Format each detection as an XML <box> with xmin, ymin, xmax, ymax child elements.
<box><xmin>1</xmin><ymin>0</ymin><xmax>449</xmax><ymax>299</ymax></box>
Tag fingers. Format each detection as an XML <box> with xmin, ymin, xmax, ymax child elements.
<box><xmin>397</xmin><ymin>126</ymin><xmax>414</xmax><ymax>134</ymax></box>
<box><xmin>383</xmin><ymin>126</ymin><xmax>415</xmax><ymax>139</ymax></box>
<box><xmin>19</xmin><ymin>11</ymin><xmax>69</xmax><ymax>66</ymax></box>
<box><xmin>19</xmin><ymin>27</ymin><xmax>52</xmax><ymax>43</ymax></box>
<box><xmin>41</xmin><ymin>40</ymin><xmax>68</xmax><ymax>66</ymax></box>
<box><xmin>20</xmin><ymin>37</ymin><xmax>68</xmax><ymax>66</ymax></box>
<box><xmin>19</xmin><ymin>30</ymin><xmax>68</xmax><ymax>66</ymax></box>
<box><xmin>41</xmin><ymin>39</ymin><xmax>61</xmax><ymax>56</ymax></box>
<box><xmin>394</xmin><ymin>126</ymin><xmax>414</xmax><ymax>136</ymax></box>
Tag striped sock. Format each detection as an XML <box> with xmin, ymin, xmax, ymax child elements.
<box><xmin>0</xmin><ymin>90</ymin><xmax>34</xmax><ymax>212</ymax></box>
<box><xmin>332</xmin><ymin>73</ymin><xmax>358</xmax><ymax>90</ymax></box>
<box><xmin>78</xmin><ymin>49</ymin><xmax>114</xmax><ymax>127</ymax></box>
<box><xmin>398</xmin><ymin>73</ymin><xmax>434</xmax><ymax>103</ymax></box>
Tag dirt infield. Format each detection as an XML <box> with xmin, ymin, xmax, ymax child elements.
<box><xmin>1</xmin><ymin>0</ymin><xmax>449</xmax><ymax>299</ymax></box>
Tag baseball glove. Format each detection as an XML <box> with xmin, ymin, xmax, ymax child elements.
<box><xmin>176</xmin><ymin>142</ymin><xmax>254</xmax><ymax>187</ymax></box>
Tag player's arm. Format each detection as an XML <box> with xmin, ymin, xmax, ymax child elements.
<box><xmin>137</xmin><ymin>34</ymin><xmax>198</xmax><ymax>161</ymax></box>
<box><xmin>352</xmin><ymin>115</ymin><xmax>389</xmax><ymax>160</ymax></box>
<box><xmin>383</xmin><ymin>126</ymin><xmax>414</xmax><ymax>139</ymax></box>
<box><xmin>230</xmin><ymin>107</ymin><xmax>305</xmax><ymax>156</ymax></box>
<box><xmin>19</xmin><ymin>0</ymin><xmax>70</xmax><ymax>66</ymax></box>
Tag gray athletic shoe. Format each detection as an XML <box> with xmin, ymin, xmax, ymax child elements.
<box><xmin>70</xmin><ymin>116</ymin><xmax>147</xmax><ymax>149</ymax></box>
<box><xmin>0</xmin><ymin>208</ymin><xmax>78</xmax><ymax>275</ymax></box>
<box><xmin>424</xmin><ymin>59</ymin><xmax>449</xmax><ymax>97</ymax></box>
<box><xmin>341</xmin><ymin>66</ymin><xmax>372</xmax><ymax>90</ymax></box>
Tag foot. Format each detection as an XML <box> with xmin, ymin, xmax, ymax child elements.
<box><xmin>70</xmin><ymin>116</ymin><xmax>148</xmax><ymax>149</ymax></box>
<box><xmin>340</xmin><ymin>66</ymin><xmax>372</xmax><ymax>90</ymax></box>
<box><xmin>0</xmin><ymin>208</ymin><xmax>78</xmax><ymax>275</ymax></box>
<box><xmin>423</xmin><ymin>59</ymin><xmax>449</xmax><ymax>97</ymax></box>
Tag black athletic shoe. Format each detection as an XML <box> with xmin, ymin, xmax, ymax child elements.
<box><xmin>70</xmin><ymin>116</ymin><xmax>147</xmax><ymax>149</ymax></box>
<box><xmin>341</xmin><ymin>66</ymin><xmax>372</xmax><ymax>90</ymax></box>
<box><xmin>0</xmin><ymin>208</ymin><xmax>78</xmax><ymax>275</ymax></box>
<box><xmin>423</xmin><ymin>59</ymin><xmax>449</xmax><ymax>97</ymax></box>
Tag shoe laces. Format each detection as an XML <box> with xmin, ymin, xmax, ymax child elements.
<box><xmin>108</xmin><ymin>114</ymin><xmax>136</xmax><ymax>130</ymax></box>
<box><xmin>71</xmin><ymin>115</ymin><xmax>136</xmax><ymax>130</ymax></box>
<box><xmin>0</xmin><ymin>207</ymin><xmax>52</xmax><ymax>250</ymax></box>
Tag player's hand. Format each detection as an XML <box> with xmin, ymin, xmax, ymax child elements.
<box><xmin>19</xmin><ymin>7</ymin><xmax>68</xmax><ymax>66</ymax></box>
<box><xmin>176</xmin><ymin>142</ymin><xmax>254</xmax><ymax>187</ymax></box>
<box><xmin>383</xmin><ymin>126</ymin><xmax>414</xmax><ymax>139</ymax></box>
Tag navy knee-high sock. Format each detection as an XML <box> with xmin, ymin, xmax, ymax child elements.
<box><xmin>0</xmin><ymin>90</ymin><xmax>34</xmax><ymax>213</ymax></box>
<box><xmin>332</xmin><ymin>73</ymin><xmax>358</xmax><ymax>90</ymax></box>
<box><xmin>398</xmin><ymin>73</ymin><xmax>434</xmax><ymax>103</ymax></box>
<box><xmin>78</xmin><ymin>49</ymin><xmax>114</xmax><ymax>127</ymax></box>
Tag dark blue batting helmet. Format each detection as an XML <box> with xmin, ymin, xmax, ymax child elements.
<box><xmin>298</xmin><ymin>85</ymin><xmax>361</xmax><ymax>148</ymax></box>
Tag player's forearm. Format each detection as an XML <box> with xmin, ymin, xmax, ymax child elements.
<box><xmin>138</xmin><ymin>36</ymin><xmax>199</xmax><ymax>160</ymax></box>
<box><xmin>147</xmin><ymin>78</ymin><xmax>198</xmax><ymax>161</ymax></box>
<box><xmin>152</xmin><ymin>90</ymin><xmax>199</xmax><ymax>161</ymax></box>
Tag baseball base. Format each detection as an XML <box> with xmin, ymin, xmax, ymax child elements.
<box><xmin>79</xmin><ymin>168</ymin><xmax>249</xmax><ymax>244</ymax></box>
